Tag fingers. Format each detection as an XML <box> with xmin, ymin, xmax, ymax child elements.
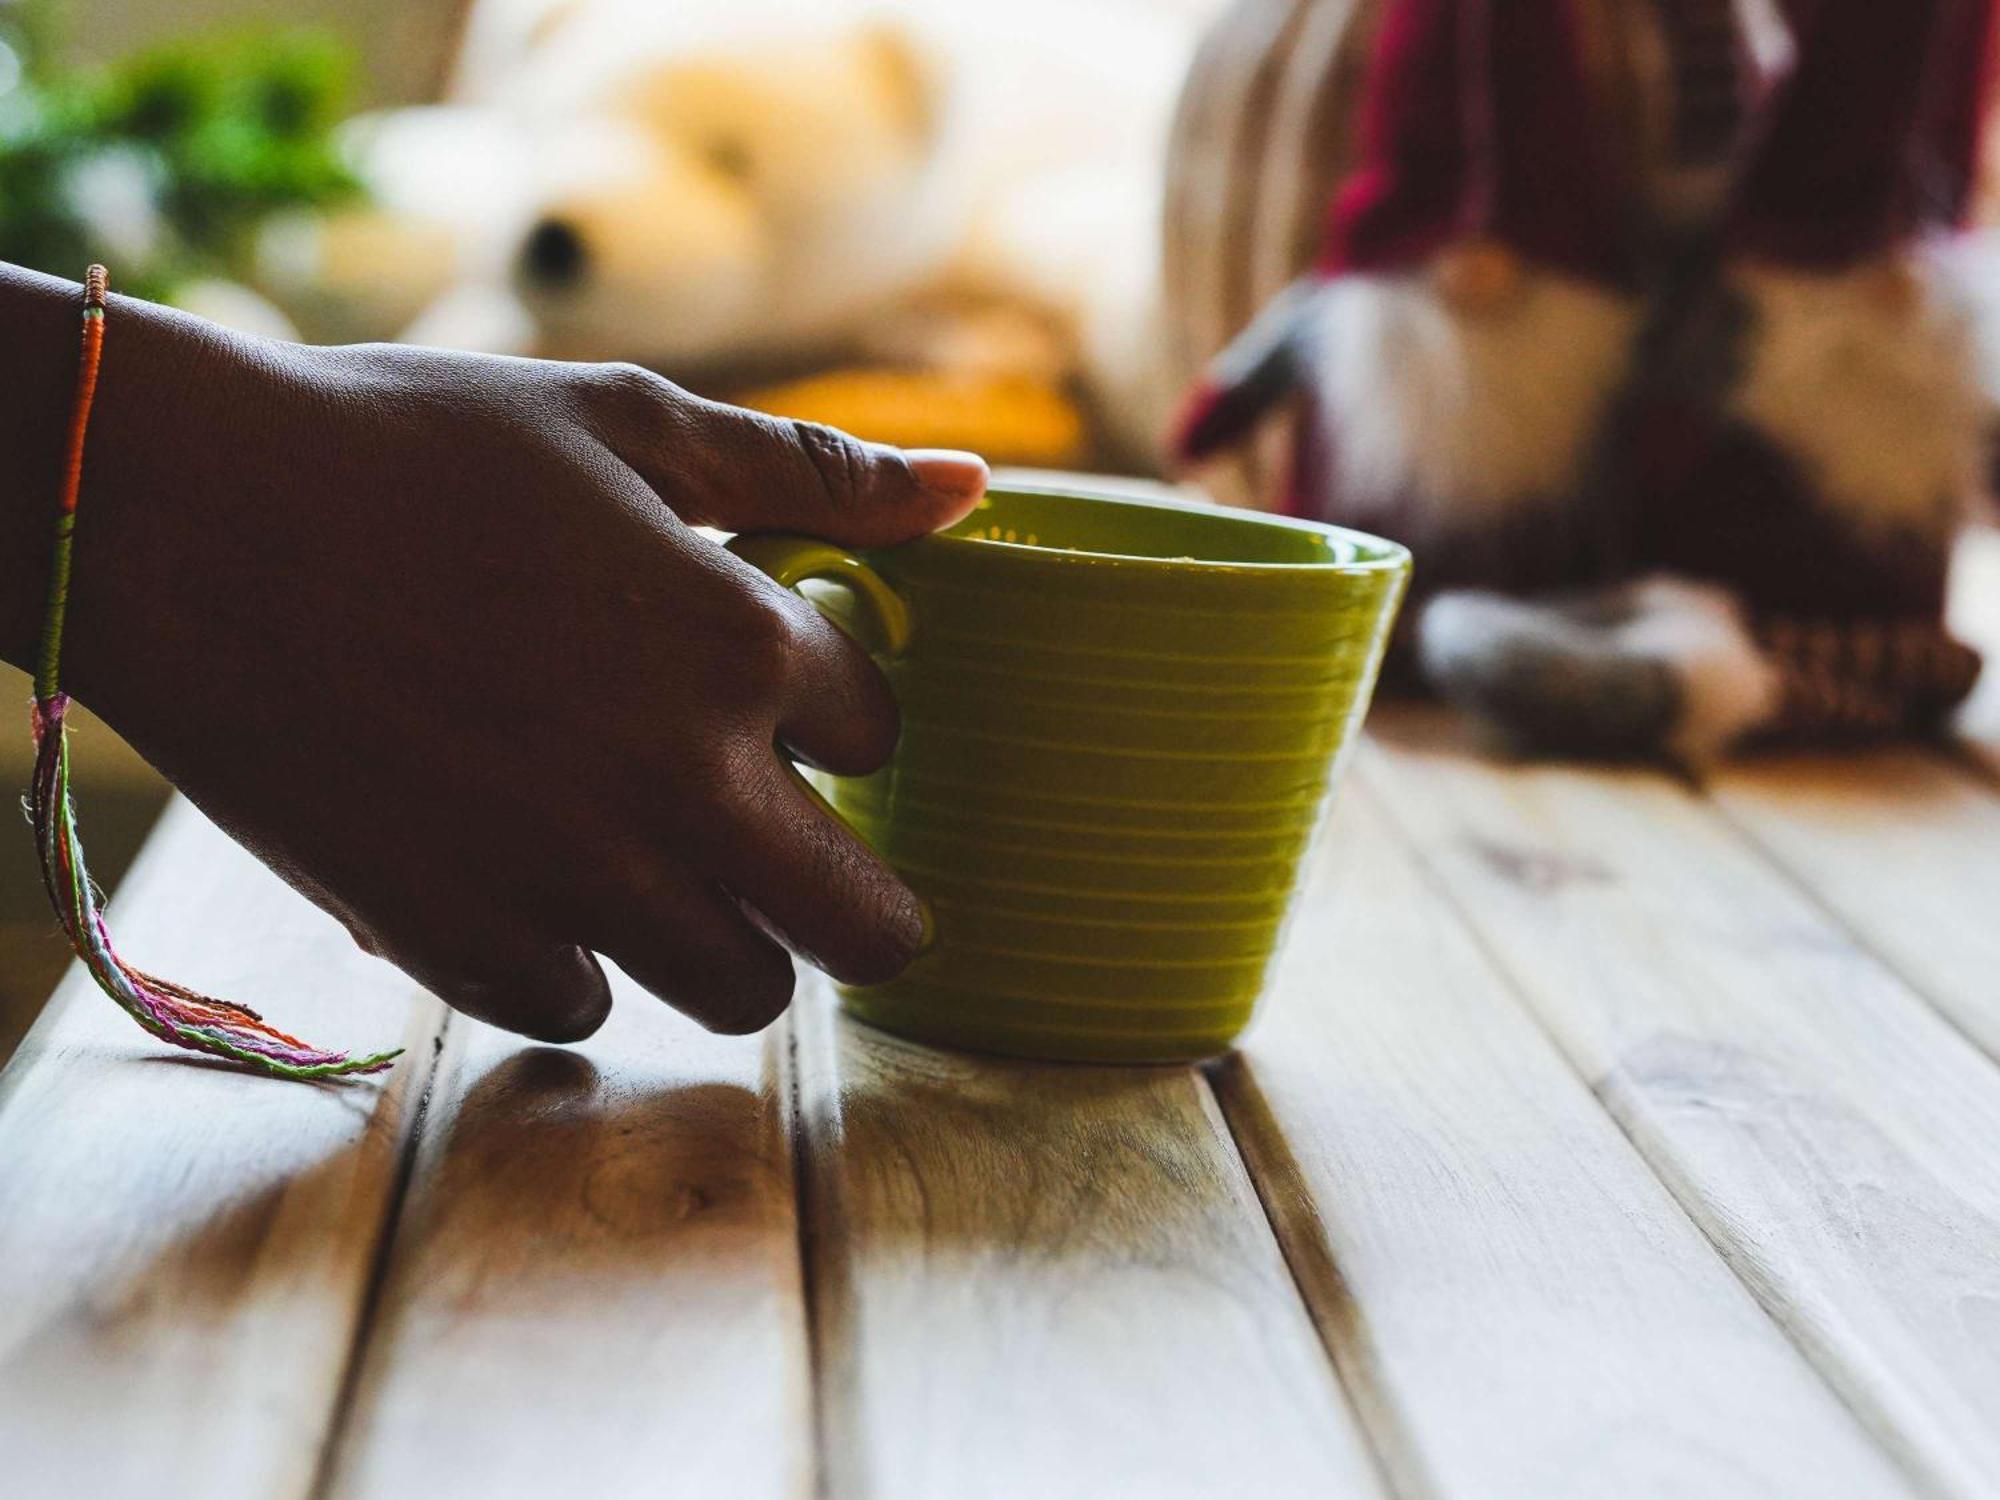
<box><xmin>337</xmin><ymin>841</ymin><xmax>798</xmax><ymax>1040</ymax></box>
<box><xmin>701</xmin><ymin>534</ymin><xmax>904</xmax><ymax>773</ymax></box>
<box><xmin>580</xmin><ymin>858</ymin><xmax>799</xmax><ymax>1035</ymax></box>
<box><xmin>709</xmin><ymin>763</ymin><xmax>928</xmax><ymax>986</ymax></box>
<box><xmin>770</xmin><ymin>592</ymin><xmax>903</xmax><ymax>775</ymax></box>
<box><xmin>577</xmin><ymin>363</ymin><xmax>988</xmax><ymax>547</ymax></box>
<box><xmin>375</xmin><ymin>924</ymin><xmax>614</xmax><ymax>1044</ymax></box>
<box><xmin>587</xmin><ymin>780</ymin><xmax>923</xmax><ymax>1029</ymax></box>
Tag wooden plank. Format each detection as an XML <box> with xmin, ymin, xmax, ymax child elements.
<box><xmin>323</xmin><ymin>978</ymin><xmax>811</xmax><ymax>1500</ymax></box>
<box><xmin>1162</xmin><ymin>0</ymin><xmax>1316</xmax><ymax>510</ymax></box>
<box><xmin>0</xmin><ymin>797</ymin><xmax>445</xmax><ymax>1500</ymax></box>
<box><xmin>1217</xmin><ymin>780</ymin><xmax>1915</xmax><ymax>1499</ymax></box>
<box><xmin>1361</xmin><ymin>710</ymin><xmax>2000</xmax><ymax>1498</ymax></box>
<box><xmin>1709</xmin><ymin>750</ymin><xmax>2000</xmax><ymax>1062</ymax></box>
<box><xmin>794</xmin><ymin>981</ymin><xmax>1385</xmax><ymax>1500</ymax></box>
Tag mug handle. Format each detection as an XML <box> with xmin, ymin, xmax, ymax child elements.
<box><xmin>725</xmin><ymin>533</ymin><xmax>917</xmax><ymax>841</ymax></box>
<box><xmin>725</xmin><ymin>535</ymin><xmax>914</xmax><ymax>660</ymax></box>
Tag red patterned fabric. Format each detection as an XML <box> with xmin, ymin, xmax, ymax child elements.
<box><xmin>1321</xmin><ymin>0</ymin><xmax>1632</xmax><ymax>286</ymax></box>
<box><xmin>1727</xmin><ymin>0</ymin><xmax>1983</xmax><ymax>266</ymax></box>
<box><xmin>1318</xmin><ymin>0</ymin><xmax>1472</xmax><ymax>273</ymax></box>
<box><xmin>1923</xmin><ymin>0</ymin><xmax>2000</xmax><ymax>227</ymax></box>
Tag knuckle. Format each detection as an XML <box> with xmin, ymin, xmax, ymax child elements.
<box><xmin>592</xmin><ymin>836</ymin><xmax>664</xmax><ymax>902</ymax></box>
<box><xmin>697</xmin><ymin>740</ymin><xmax>781</xmax><ymax>829</ymax></box>
<box><xmin>581</xmin><ymin>360</ymin><xmax>682</xmax><ymax>418</ymax></box>
<box><xmin>729</xmin><ymin>597</ymin><xmax>801</xmax><ymax>696</ymax></box>
<box><xmin>789</xmin><ymin>419</ymin><xmax>870</xmax><ymax>510</ymax></box>
<box><xmin>713</xmin><ymin>734</ymin><xmax>769</xmax><ymax>790</ymax></box>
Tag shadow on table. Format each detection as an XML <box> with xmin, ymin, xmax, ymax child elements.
<box><xmin>803</xmin><ymin>1010</ymin><xmax>1260</xmax><ymax>1254</ymax></box>
<box><xmin>59</xmin><ymin>1006</ymin><xmax>1279</xmax><ymax>1413</ymax></box>
<box><xmin>419</xmin><ymin>1042</ymin><xmax>789</xmax><ymax>1251</ymax></box>
<box><xmin>403</xmin><ymin>1011</ymin><xmax>1250</xmax><ymax>1268</ymax></box>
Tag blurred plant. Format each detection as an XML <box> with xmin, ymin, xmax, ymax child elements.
<box><xmin>0</xmin><ymin>1</ymin><xmax>359</xmax><ymax>302</ymax></box>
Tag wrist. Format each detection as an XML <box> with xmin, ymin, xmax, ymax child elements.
<box><xmin>5</xmin><ymin>271</ymin><xmax>260</xmax><ymax>713</ymax></box>
<box><xmin>0</xmin><ymin>266</ymin><xmax>94</xmax><ymax>675</ymax></box>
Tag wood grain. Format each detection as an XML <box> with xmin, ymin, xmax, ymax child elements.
<box><xmin>1217</xmin><ymin>779</ymin><xmax>1914</xmax><ymax>1498</ymax></box>
<box><xmin>793</xmin><ymin>981</ymin><xmax>1385</xmax><ymax>1500</ymax></box>
<box><xmin>1163</xmin><ymin>0</ymin><xmax>1320</xmax><ymax>510</ymax></box>
<box><xmin>1363</xmin><ymin>709</ymin><xmax>2000</xmax><ymax>1498</ymax></box>
<box><xmin>1689</xmin><ymin>525</ymin><xmax>2000</xmax><ymax>1062</ymax></box>
<box><xmin>1247</xmin><ymin>0</ymin><xmax>1372</xmax><ymax>303</ymax></box>
<box><xmin>1163</xmin><ymin>0</ymin><xmax>1310</xmax><ymax>376</ymax></box>
<box><xmin>0</xmin><ymin>798</ymin><xmax>445</xmax><ymax>1500</ymax></box>
<box><xmin>1709</xmin><ymin>750</ymin><xmax>2000</xmax><ymax>1063</ymax></box>
<box><xmin>322</xmin><ymin>978</ymin><xmax>811</xmax><ymax>1500</ymax></box>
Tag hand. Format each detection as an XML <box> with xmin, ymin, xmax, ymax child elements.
<box><xmin>50</xmin><ymin>302</ymin><xmax>985</xmax><ymax>1041</ymax></box>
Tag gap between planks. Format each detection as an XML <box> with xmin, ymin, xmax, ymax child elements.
<box><xmin>1691</xmin><ymin>519</ymin><xmax>2000</xmax><ymax>1066</ymax></box>
<box><xmin>1208</xmin><ymin>770</ymin><xmax>1916</xmax><ymax>1500</ymax></box>
<box><xmin>0</xmin><ymin>799</ymin><xmax>450</xmax><ymax>1500</ymax></box>
<box><xmin>1360</xmin><ymin>707</ymin><xmax>2000</xmax><ymax>1499</ymax></box>
<box><xmin>15</xmin><ymin>536</ymin><xmax>2000</xmax><ymax>1496</ymax></box>
<box><xmin>306</xmin><ymin>1011</ymin><xmax>460</xmax><ymax>1500</ymax></box>
<box><xmin>788</xmin><ymin>968</ymin><xmax>1391</xmax><ymax>1500</ymax></box>
<box><xmin>781</xmin><ymin>1000</ymin><xmax>836</xmax><ymax>1500</ymax></box>
<box><xmin>314</xmin><ymin>976</ymin><xmax>814</xmax><ymax>1500</ymax></box>
<box><xmin>1702</xmin><ymin>747</ymin><xmax>2000</xmax><ymax>1069</ymax></box>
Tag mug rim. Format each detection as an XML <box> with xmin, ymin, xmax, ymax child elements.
<box><xmin>921</xmin><ymin>482</ymin><xmax>1412</xmax><ymax>577</ymax></box>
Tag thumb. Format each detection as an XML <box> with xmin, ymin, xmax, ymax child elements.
<box><xmin>587</xmin><ymin>367</ymin><xmax>988</xmax><ymax>547</ymax></box>
<box><xmin>703</xmin><ymin>406</ymin><xmax>989</xmax><ymax>546</ymax></box>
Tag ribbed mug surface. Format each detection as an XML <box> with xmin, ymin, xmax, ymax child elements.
<box><xmin>797</xmin><ymin>485</ymin><xmax>1408</xmax><ymax>1062</ymax></box>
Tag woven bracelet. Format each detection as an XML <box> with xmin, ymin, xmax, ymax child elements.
<box><xmin>25</xmin><ymin>266</ymin><xmax>399</xmax><ymax>1080</ymax></box>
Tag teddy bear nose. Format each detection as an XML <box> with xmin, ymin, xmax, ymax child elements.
<box><xmin>521</xmin><ymin>217</ymin><xmax>588</xmax><ymax>287</ymax></box>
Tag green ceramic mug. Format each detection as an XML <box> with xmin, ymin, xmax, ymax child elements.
<box><xmin>729</xmin><ymin>484</ymin><xmax>1408</xmax><ymax>1062</ymax></box>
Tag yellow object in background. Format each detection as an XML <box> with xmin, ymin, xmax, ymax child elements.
<box><xmin>736</xmin><ymin>368</ymin><xmax>1087</xmax><ymax>469</ymax></box>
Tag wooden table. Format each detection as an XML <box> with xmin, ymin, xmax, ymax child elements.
<box><xmin>5</xmin><ymin>533</ymin><xmax>2000</xmax><ymax>1500</ymax></box>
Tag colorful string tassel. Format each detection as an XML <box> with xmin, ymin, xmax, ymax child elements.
<box><xmin>25</xmin><ymin>266</ymin><xmax>399</xmax><ymax>1080</ymax></box>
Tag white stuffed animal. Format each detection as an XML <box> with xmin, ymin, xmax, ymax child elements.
<box><xmin>261</xmin><ymin>0</ymin><xmax>1216</xmax><ymax>463</ymax></box>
